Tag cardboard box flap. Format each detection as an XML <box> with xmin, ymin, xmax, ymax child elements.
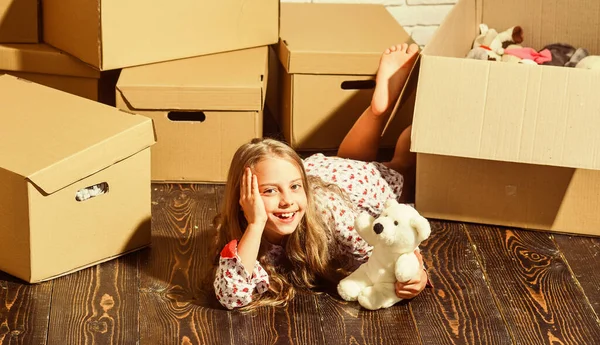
<box><xmin>0</xmin><ymin>44</ymin><xmax>101</xmax><ymax>78</ymax></box>
<box><xmin>279</xmin><ymin>3</ymin><xmax>413</xmax><ymax>75</ymax></box>
<box><xmin>412</xmin><ymin>56</ymin><xmax>600</xmax><ymax>171</ymax></box>
<box><xmin>422</xmin><ymin>0</ymin><xmax>477</xmax><ymax>58</ymax></box>
<box><xmin>0</xmin><ymin>0</ymin><xmax>38</xmax><ymax>43</ymax></box>
<box><xmin>42</xmin><ymin>0</ymin><xmax>102</xmax><ymax>70</ymax></box>
<box><xmin>116</xmin><ymin>47</ymin><xmax>268</xmax><ymax>111</ymax></box>
<box><xmin>0</xmin><ymin>75</ymin><xmax>156</xmax><ymax>195</ymax></box>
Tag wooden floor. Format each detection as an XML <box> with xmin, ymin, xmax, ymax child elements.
<box><xmin>1</xmin><ymin>183</ymin><xmax>600</xmax><ymax>345</ymax></box>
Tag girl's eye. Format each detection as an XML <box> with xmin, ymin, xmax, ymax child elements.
<box><xmin>263</xmin><ymin>188</ymin><xmax>276</xmax><ymax>194</ymax></box>
<box><xmin>291</xmin><ymin>183</ymin><xmax>303</xmax><ymax>190</ymax></box>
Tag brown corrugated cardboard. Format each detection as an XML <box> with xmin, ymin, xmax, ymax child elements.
<box><xmin>0</xmin><ymin>74</ymin><xmax>156</xmax><ymax>283</ymax></box>
<box><xmin>116</xmin><ymin>47</ymin><xmax>267</xmax><ymax>183</ymax></box>
<box><xmin>275</xmin><ymin>2</ymin><xmax>417</xmax><ymax>151</ymax></box>
<box><xmin>0</xmin><ymin>0</ymin><xmax>38</xmax><ymax>43</ymax></box>
<box><xmin>411</xmin><ymin>0</ymin><xmax>600</xmax><ymax>236</ymax></box>
<box><xmin>0</xmin><ymin>43</ymin><xmax>121</xmax><ymax>103</ymax></box>
<box><xmin>42</xmin><ymin>0</ymin><xmax>279</xmax><ymax>71</ymax></box>
<box><xmin>265</xmin><ymin>45</ymin><xmax>281</xmax><ymax>128</ymax></box>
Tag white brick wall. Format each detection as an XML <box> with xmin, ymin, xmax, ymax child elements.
<box><xmin>282</xmin><ymin>0</ymin><xmax>457</xmax><ymax>47</ymax></box>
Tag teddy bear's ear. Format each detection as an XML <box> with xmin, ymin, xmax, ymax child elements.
<box><xmin>410</xmin><ymin>214</ymin><xmax>432</xmax><ymax>243</ymax></box>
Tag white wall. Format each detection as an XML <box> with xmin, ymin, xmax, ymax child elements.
<box><xmin>282</xmin><ymin>0</ymin><xmax>458</xmax><ymax>47</ymax></box>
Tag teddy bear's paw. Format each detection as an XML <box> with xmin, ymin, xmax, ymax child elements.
<box><xmin>355</xmin><ymin>213</ymin><xmax>374</xmax><ymax>234</ymax></box>
<box><xmin>337</xmin><ymin>280</ymin><xmax>362</xmax><ymax>301</ymax></box>
<box><xmin>381</xmin><ymin>298</ymin><xmax>400</xmax><ymax>309</ymax></box>
<box><xmin>395</xmin><ymin>267</ymin><xmax>419</xmax><ymax>283</ymax></box>
<box><xmin>357</xmin><ymin>287</ymin><xmax>380</xmax><ymax>310</ymax></box>
<box><xmin>359</xmin><ymin>283</ymin><xmax>402</xmax><ymax>310</ymax></box>
<box><xmin>395</xmin><ymin>254</ymin><xmax>421</xmax><ymax>283</ymax></box>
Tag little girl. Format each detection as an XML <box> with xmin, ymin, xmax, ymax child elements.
<box><xmin>210</xmin><ymin>43</ymin><xmax>427</xmax><ymax>310</ymax></box>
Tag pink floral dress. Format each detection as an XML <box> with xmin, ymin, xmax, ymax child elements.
<box><xmin>213</xmin><ymin>153</ymin><xmax>404</xmax><ymax>309</ymax></box>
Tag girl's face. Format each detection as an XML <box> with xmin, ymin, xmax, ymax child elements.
<box><xmin>252</xmin><ymin>156</ymin><xmax>308</xmax><ymax>244</ymax></box>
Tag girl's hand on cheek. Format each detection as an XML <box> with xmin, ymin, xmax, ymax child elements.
<box><xmin>240</xmin><ymin>167</ymin><xmax>268</xmax><ymax>227</ymax></box>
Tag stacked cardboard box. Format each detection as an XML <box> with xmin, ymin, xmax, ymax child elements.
<box><xmin>0</xmin><ymin>43</ymin><xmax>114</xmax><ymax>102</ymax></box>
<box><xmin>113</xmin><ymin>2</ymin><xmax>417</xmax><ymax>183</ymax></box>
<box><xmin>409</xmin><ymin>0</ymin><xmax>600</xmax><ymax>236</ymax></box>
<box><xmin>41</xmin><ymin>0</ymin><xmax>279</xmax><ymax>71</ymax></box>
<box><xmin>0</xmin><ymin>0</ymin><xmax>280</xmax><ymax>281</ymax></box>
<box><xmin>0</xmin><ymin>0</ymin><xmax>279</xmax><ymax>104</ymax></box>
<box><xmin>116</xmin><ymin>47</ymin><xmax>268</xmax><ymax>183</ymax></box>
<box><xmin>271</xmin><ymin>2</ymin><xmax>418</xmax><ymax>151</ymax></box>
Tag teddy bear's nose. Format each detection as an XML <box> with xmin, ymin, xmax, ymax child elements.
<box><xmin>373</xmin><ymin>223</ymin><xmax>384</xmax><ymax>235</ymax></box>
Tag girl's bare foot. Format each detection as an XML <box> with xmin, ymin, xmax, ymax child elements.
<box><xmin>371</xmin><ymin>43</ymin><xmax>420</xmax><ymax>116</ymax></box>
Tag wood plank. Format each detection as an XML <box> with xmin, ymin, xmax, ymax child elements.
<box><xmin>553</xmin><ymin>234</ymin><xmax>600</xmax><ymax>316</ymax></box>
<box><xmin>0</xmin><ymin>273</ymin><xmax>52</xmax><ymax>345</ymax></box>
<box><xmin>228</xmin><ymin>293</ymin><xmax>325</xmax><ymax>345</ymax></box>
<box><xmin>411</xmin><ymin>221</ymin><xmax>512</xmax><ymax>345</ymax></box>
<box><xmin>46</xmin><ymin>254</ymin><xmax>139</xmax><ymax>345</ymax></box>
<box><xmin>271</xmin><ymin>293</ymin><xmax>324</xmax><ymax>345</ymax></box>
<box><xmin>467</xmin><ymin>225</ymin><xmax>600</xmax><ymax>344</ymax></box>
<box><xmin>317</xmin><ymin>291</ymin><xmax>419</xmax><ymax>345</ymax></box>
<box><xmin>139</xmin><ymin>184</ymin><xmax>232</xmax><ymax>345</ymax></box>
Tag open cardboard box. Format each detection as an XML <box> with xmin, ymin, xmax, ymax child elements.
<box><xmin>409</xmin><ymin>0</ymin><xmax>600</xmax><ymax>236</ymax></box>
<box><xmin>0</xmin><ymin>75</ymin><xmax>156</xmax><ymax>283</ymax></box>
<box><xmin>0</xmin><ymin>0</ymin><xmax>38</xmax><ymax>43</ymax></box>
<box><xmin>116</xmin><ymin>46</ymin><xmax>268</xmax><ymax>183</ymax></box>
<box><xmin>42</xmin><ymin>0</ymin><xmax>279</xmax><ymax>71</ymax></box>
<box><xmin>273</xmin><ymin>2</ymin><xmax>419</xmax><ymax>151</ymax></box>
<box><xmin>0</xmin><ymin>43</ymin><xmax>119</xmax><ymax>104</ymax></box>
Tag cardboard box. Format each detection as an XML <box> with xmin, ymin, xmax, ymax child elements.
<box><xmin>0</xmin><ymin>0</ymin><xmax>38</xmax><ymax>43</ymax></box>
<box><xmin>274</xmin><ymin>2</ymin><xmax>418</xmax><ymax>151</ymax></box>
<box><xmin>42</xmin><ymin>0</ymin><xmax>279</xmax><ymax>71</ymax></box>
<box><xmin>116</xmin><ymin>46</ymin><xmax>267</xmax><ymax>183</ymax></box>
<box><xmin>411</xmin><ymin>0</ymin><xmax>600</xmax><ymax>236</ymax></box>
<box><xmin>0</xmin><ymin>43</ymin><xmax>120</xmax><ymax>103</ymax></box>
<box><xmin>0</xmin><ymin>75</ymin><xmax>156</xmax><ymax>283</ymax></box>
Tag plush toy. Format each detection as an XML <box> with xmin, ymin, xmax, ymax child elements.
<box><xmin>501</xmin><ymin>44</ymin><xmax>524</xmax><ymax>63</ymax></box>
<box><xmin>575</xmin><ymin>55</ymin><xmax>600</xmax><ymax>70</ymax></box>
<box><xmin>503</xmin><ymin>47</ymin><xmax>552</xmax><ymax>64</ymax></box>
<box><xmin>467</xmin><ymin>46</ymin><xmax>498</xmax><ymax>61</ymax></box>
<box><xmin>542</xmin><ymin>43</ymin><xmax>589</xmax><ymax>67</ymax></box>
<box><xmin>468</xmin><ymin>24</ymin><xmax>524</xmax><ymax>61</ymax></box>
<box><xmin>567</xmin><ymin>48</ymin><xmax>590</xmax><ymax>67</ymax></box>
<box><xmin>473</xmin><ymin>24</ymin><xmax>523</xmax><ymax>55</ymax></box>
<box><xmin>337</xmin><ymin>199</ymin><xmax>431</xmax><ymax>310</ymax></box>
<box><xmin>541</xmin><ymin>43</ymin><xmax>575</xmax><ymax>66</ymax></box>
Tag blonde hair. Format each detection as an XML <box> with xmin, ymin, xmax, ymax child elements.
<box><xmin>209</xmin><ymin>138</ymin><xmax>347</xmax><ymax>310</ymax></box>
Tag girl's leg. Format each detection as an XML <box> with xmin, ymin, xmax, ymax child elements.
<box><xmin>337</xmin><ymin>43</ymin><xmax>420</xmax><ymax>162</ymax></box>
<box><xmin>384</xmin><ymin>125</ymin><xmax>415</xmax><ymax>172</ymax></box>
<box><xmin>384</xmin><ymin>125</ymin><xmax>416</xmax><ymax>203</ymax></box>
<box><xmin>336</xmin><ymin>105</ymin><xmax>386</xmax><ymax>162</ymax></box>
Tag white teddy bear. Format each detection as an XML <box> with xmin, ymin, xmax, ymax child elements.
<box><xmin>337</xmin><ymin>199</ymin><xmax>432</xmax><ymax>310</ymax></box>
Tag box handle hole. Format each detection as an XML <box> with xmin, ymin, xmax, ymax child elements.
<box><xmin>167</xmin><ymin>111</ymin><xmax>206</xmax><ymax>122</ymax></box>
<box><xmin>76</xmin><ymin>182</ymin><xmax>109</xmax><ymax>202</ymax></box>
<box><xmin>341</xmin><ymin>80</ymin><xmax>376</xmax><ymax>90</ymax></box>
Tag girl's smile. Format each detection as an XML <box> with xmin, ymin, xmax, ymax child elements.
<box><xmin>273</xmin><ymin>212</ymin><xmax>297</xmax><ymax>222</ymax></box>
